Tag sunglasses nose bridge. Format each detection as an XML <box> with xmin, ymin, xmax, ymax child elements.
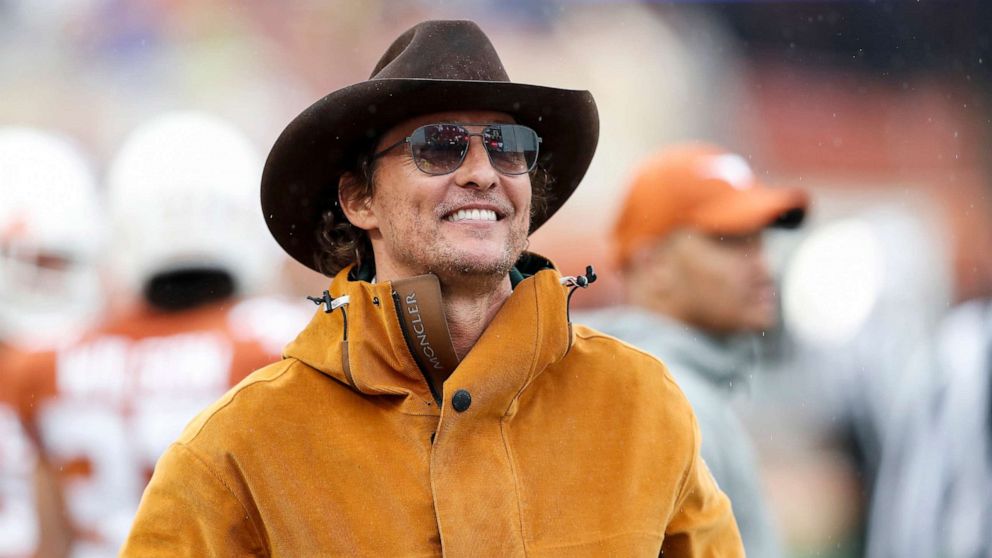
<box><xmin>455</xmin><ymin>133</ymin><xmax>499</xmax><ymax>188</ymax></box>
<box><xmin>463</xmin><ymin>133</ymin><xmax>491</xmax><ymax>163</ymax></box>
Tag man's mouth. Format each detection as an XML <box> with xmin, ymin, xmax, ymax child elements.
<box><xmin>444</xmin><ymin>208</ymin><xmax>499</xmax><ymax>223</ymax></box>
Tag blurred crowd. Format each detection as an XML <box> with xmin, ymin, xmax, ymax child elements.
<box><xmin>1</xmin><ymin>1</ymin><xmax>990</xmax><ymax>557</ymax></box>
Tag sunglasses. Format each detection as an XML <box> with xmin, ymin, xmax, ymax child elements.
<box><xmin>372</xmin><ymin>123</ymin><xmax>542</xmax><ymax>176</ymax></box>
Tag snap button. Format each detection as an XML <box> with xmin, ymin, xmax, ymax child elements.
<box><xmin>451</xmin><ymin>389</ymin><xmax>472</xmax><ymax>412</ymax></box>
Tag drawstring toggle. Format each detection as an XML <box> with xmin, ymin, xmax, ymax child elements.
<box><xmin>307</xmin><ymin>291</ymin><xmax>351</xmax><ymax>313</ymax></box>
<box><xmin>561</xmin><ymin>265</ymin><xmax>598</xmax><ymax>323</ymax></box>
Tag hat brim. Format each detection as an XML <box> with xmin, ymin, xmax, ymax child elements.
<box><xmin>261</xmin><ymin>78</ymin><xmax>599</xmax><ymax>274</ymax></box>
<box><xmin>690</xmin><ymin>186</ymin><xmax>809</xmax><ymax>235</ymax></box>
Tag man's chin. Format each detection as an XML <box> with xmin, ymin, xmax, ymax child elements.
<box><xmin>428</xmin><ymin>248</ymin><xmax>521</xmax><ymax>281</ymax></box>
<box><xmin>434</xmin><ymin>257</ymin><xmax>513</xmax><ymax>278</ymax></box>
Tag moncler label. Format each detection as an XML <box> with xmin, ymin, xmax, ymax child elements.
<box><xmin>405</xmin><ymin>292</ymin><xmax>444</xmax><ymax>370</ymax></box>
<box><xmin>391</xmin><ymin>274</ymin><xmax>460</xmax><ymax>403</ymax></box>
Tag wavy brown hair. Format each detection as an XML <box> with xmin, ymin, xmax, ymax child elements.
<box><xmin>315</xmin><ymin>152</ymin><xmax>377</xmax><ymax>277</ymax></box>
<box><xmin>315</xmin><ymin>152</ymin><xmax>553</xmax><ymax>277</ymax></box>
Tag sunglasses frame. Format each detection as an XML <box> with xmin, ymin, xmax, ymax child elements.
<box><xmin>372</xmin><ymin>123</ymin><xmax>542</xmax><ymax>176</ymax></box>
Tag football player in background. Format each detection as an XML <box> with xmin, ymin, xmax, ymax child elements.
<box><xmin>10</xmin><ymin>112</ymin><xmax>310</xmax><ymax>558</ymax></box>
<box><xmin>0</xmin><ymin>128</ymin><xmax>107</xmax><ymax>558</ymax></box>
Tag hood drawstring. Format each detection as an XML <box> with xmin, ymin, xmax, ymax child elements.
<box><xmin>308</xmin><ymin>290</ymin><xmax>351</xmax><ymax>337</ymax></box>
<box><xmin>560</xmin><ymin>265</ymin><xmax>598</xmax><ymax>323</ymax></box>
<box><xmin>307</xmin><ymin>290</ymin><xmax>357</xmax><ymax>388</ymax></box>
<box><xmin>560</xmin><ymin>265</ymin><xmax>597</xmax><ymax>356</ymax></box>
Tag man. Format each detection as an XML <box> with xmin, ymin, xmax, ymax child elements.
<box><xmin>583</xmin><ymin>143</ymin><xmax>808</xmax><ymax>558</ymax></box>
<box><xmin>0</xmin><ymin>127</ymin><xmax>107</xmax><ymax>558</ymax></box>
<box><xmin>10</xmin><ymin>112</ymin><xmax>308</xmax><ymax>558</ymax></box>
<box><xmin>123</xmin><ymin>20</ymin><xmax>744</xmax><ymax>556</ymax></box>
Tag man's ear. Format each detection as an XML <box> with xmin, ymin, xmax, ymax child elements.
<box><xmin>337</xmin><ymin>173</ymin><xmax>378</xmax><ymax>231</ymax></box>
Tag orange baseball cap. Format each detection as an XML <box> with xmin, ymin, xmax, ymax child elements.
<box><xmin>613</xmin><ymin>142</ymin><xmax>808</xmax><ymax>268</ymax></box>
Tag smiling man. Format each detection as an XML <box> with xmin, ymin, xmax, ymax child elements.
<box><xmin>122</xmin><ymin>21</ymin><xmax>744</xmax><ymax>556</ymax></box>
<box><xmin>336</xmin><ymin>110</ymin><xmax>536</xmax><ymax>361</ymax></box>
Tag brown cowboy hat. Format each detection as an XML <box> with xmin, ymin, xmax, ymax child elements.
<box><xmin>261</xmin><ymin>19</ymin><xmax>599</xmax><ymax>274</ymax></box>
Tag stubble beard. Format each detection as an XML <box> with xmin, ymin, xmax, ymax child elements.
<box><xmin>392</xmin><ymin>214</ymin><xmax>529</xmax><ymax>288</ymax></box>
<box><xmin>379</xmin><ymin>187</ymin><xmax>529</xmax><ymax>284</ymax></box>
<box><xmin>430</xmin><ymin>224</ymin><xmax>527</xmax><ymax>280</ymax></box>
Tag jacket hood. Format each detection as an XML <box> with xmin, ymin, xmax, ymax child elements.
<box><xmin>284</xmin><ymin>253</ymin><xmax>572</xmax><ymax>415</ymax></box>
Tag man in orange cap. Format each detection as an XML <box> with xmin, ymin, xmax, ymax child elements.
<box><xmin>584</xmin><ymin>142</ymin><xmax>808</xmax><ymax>558</ymax></box>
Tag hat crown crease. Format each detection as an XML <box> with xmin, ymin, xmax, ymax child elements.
<box><xmin>370</xmin><ymin>20</ymin><xmax>510</xmax><ymax>82</ymax></box>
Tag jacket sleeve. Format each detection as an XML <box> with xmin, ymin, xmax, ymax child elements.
<box><xmin>120</xmin><ymin>442</ymin><xmax>268</xmax><ymax>557</ymax></box>
<box><xmin>661</xmin><ymin>415</ymin><xmax>745</xmax><ymax>557</ymax></box>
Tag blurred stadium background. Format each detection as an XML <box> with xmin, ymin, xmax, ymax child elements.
<box><xmin>1</xmin><ymin>1</ymin><xmax>989</xmax><ymax>557</ymax></box>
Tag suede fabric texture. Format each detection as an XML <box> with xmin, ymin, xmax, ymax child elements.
<box><xmin>122</xmin><ymin>264</ymin><xmax>743</xmax><ymax>557</ymax></box>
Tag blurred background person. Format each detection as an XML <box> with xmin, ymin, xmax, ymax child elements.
<box><xmin>9</xmin><ymin>111</ymin><xmax>310</xmax><ymax>558</ymax></box>
<box><xmin>0</xmin><ymin>128</ymin><xmax>106</xmax><ymax>352</ymax></box>
<box><xmin>580</xmin><ymin>142</ymin><xmax>807</xmax><ymax>558</ymax></box>
<box><xmin>0</xmin><ymin>127</ymin><xmax>107</xmax><ymax>558</ymax></box>
<box><xmin>866</xmin><ymin>285</ymin><xmax>992</xmax><ymax>557</ymax></box>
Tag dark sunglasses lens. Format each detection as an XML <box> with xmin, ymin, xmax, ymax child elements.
<box><xmin>484</xmin><ymin>125</ymin><xmax>539</xmax><ymax>175</ymax></box>
<box><xmin>410</xmin><ymin>124</ymin><xmax>468</xmax><ymax>175</ymax></box>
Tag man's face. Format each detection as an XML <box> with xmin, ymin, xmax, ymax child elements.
<box><xmin>345</xmin><ymin>110</ymin><xmax>533</xmax><ymax>283</ymax></box>
<box><xmin>651</xmin><ymin>229</ymin><xmax>777</xmax><ymax>334</ymax></box>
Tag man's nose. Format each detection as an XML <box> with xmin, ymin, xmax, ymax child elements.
<box><xmin>453</xmin><ymin>136</ymin><xmax>498</xmax><ymax>190</ymax></box>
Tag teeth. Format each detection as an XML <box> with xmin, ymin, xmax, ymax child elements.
<box><xmin>446</xmin><ymin>209</ymin><xmax>498</xmax><ymax>222</ymax></box>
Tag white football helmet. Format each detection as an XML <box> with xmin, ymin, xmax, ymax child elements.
<box><xmin>0</xmin><ymin>128</ymin><xmax>106</xmax><ymax>349</ymax></box>
<box><xmin>106</xmin><ymin>111</ymin><xmax>279</xmax><ymax>301</ymax></box>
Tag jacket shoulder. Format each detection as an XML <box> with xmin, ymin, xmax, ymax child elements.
<box><xmin>571</xmin><ymin>323</ymin><xmax>681</xmax><ymax>380</ymax></box>
<box><xmin>176</xmin><ymin>357</ymin><xmax>311</xmax><ymax>446</ymax></box>
<box><xmin>564</xmin><ymin>323</ymin><xmax>696</xmax><ymax>417</ymax></box>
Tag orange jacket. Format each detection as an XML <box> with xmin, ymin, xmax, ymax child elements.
<box><xmin>122</xmin><ymin>263</ymin><xmax>743</xmax><ymax>557</ymax></box>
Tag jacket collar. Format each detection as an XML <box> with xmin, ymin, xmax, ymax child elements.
<box><xmin>285</xmin><ymin>253</ymin><xmax>571</xmax><ymax>416</ymax></box>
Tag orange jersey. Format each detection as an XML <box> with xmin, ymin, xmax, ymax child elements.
<box><xmin>0</xmin><ymin>343</ymin><xmax>39</xmax><ymax>558</ymax></box>
<box><xmin>10</xmin><ymin>297</ymin><xmax>311</xmax><ymax>558</ymax></box>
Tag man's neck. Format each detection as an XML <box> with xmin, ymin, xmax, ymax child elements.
<box><xmin>374</xmin><ymin>258</ymin><xmax>516</xmax><ymax>361</ymax></box>
<box><xmin>439</xmin><ymin>274</ymin><xmax>513</xmax><ymax>360</ymax></box>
